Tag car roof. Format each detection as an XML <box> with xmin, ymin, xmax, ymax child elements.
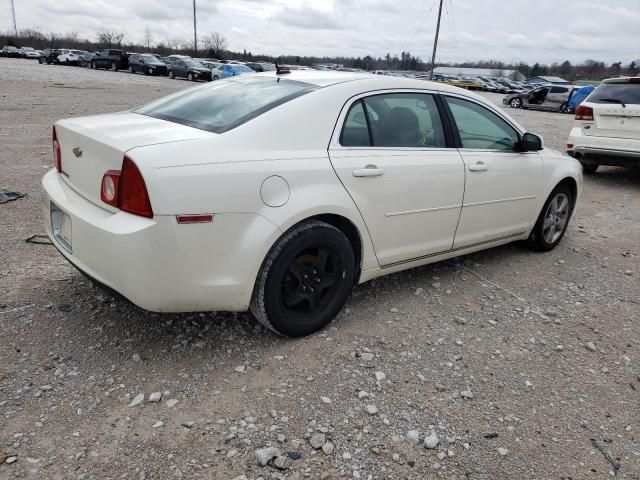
<box><xmin>253</xmin><ymin>70</ymin><xmax>476</xmax><ymax>94</ymax></box>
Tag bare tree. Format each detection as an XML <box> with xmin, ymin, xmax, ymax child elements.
<box><xmin>202</xmin><ymin>32</ymin><xmax>227</xmax><ymax>59</ymax></box>
<box><xmin>97</xmin><ymin>30</ymin><xmax>125</xmax><ymax>48</ymax></box>
<box><xmin>143</xmin><ymin>26</ymin><xmax>153</xmax><ymax>50</ymax></box>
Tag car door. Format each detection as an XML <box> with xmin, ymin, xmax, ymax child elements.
<box><xmin>328</xmin><ymin>91</ymin><xmax>465</xmax><ymax>266</ymax></box>
<box><xmin>526</xmin><ymin>87</ymin><xmax>550</xmax><ymax>107</ymax></box>
<box><xmin>443</xmin><ymin>95</ymin><xmax>543</xmax><ymax>249</ymax></box>
<box><xmin>543</xmin><ymin>86</ymin><xmax>569</xmax><ymax>110</ymax></box>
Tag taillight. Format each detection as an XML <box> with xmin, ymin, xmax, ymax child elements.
<box><xmin>100</xmin><ymin>156</ymin><xmax>153</xmax><ymax>218</ymax></box>
<box><xmin>52</xmin><ymin>126</ymin><xmax>62</xmax><ymax>172</ymax></box>
<box><xmin>575</xmin><ymin>105</ymin><xmax>594</xmax><ymax>121</ymax></box>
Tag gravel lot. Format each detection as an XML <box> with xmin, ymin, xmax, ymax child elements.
<box><xmin>1</xmin><ymin>58</ymin><xmax>639</xmax><ymax>479</ymax></box>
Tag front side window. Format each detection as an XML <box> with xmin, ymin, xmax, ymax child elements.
<box><xmin>339</xmin><ymin>92</ymin><xmax>446</xmax><ymax>148</ymax></box>
<box><xmin>136</xmin><ymin>77</ymin><xmax>318</xmax><ymax>133</ymax></box>
<box><xmin>445</xmin><ymin>97</ymin><xmax>519</xmax><ymax>150</ymax></box>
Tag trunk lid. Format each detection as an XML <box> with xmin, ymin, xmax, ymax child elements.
<box><xmin>55</xmin><ymin>112</ymin><xmax>211</xmax><ymax>206</ymax></box>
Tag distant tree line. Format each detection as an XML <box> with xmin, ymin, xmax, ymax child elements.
<box><xmin>1</xmin><ymin>28</ymin><xmax>637</xmax><ymax>80</ymax></box>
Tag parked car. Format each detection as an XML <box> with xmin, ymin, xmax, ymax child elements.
<box><xmin>1</xmin><ymin>46</ymin><xmax>20</xmax><ymax>57</ymax></box>
<box><xmin>90</xmin><ymin>49</ymin><xmax>129</xmax><ymax>71</ymax></box>
<box><xmin>567</xmin><ymin>76</ymin><xmax>640</xmax><ymax>173</ymax></box>
<box><xmin>164</xmin><ymin>54</ymin><xmax>191</xmax><ymax>65</ymax></box>
<box><xmin>42</xmin><ymin>72</ymin><xmax>582</xmax><ymax>337</ymax></box>
<box><xmin>200</xmin><ymin>61</ymin><xmax>223</xmax><ymax>72</ymax></box>
<box><xmin>220</xmin><ymin>63</ymin><xmax>255</xmax><ymax>79</ymax></box>
<box><xmin>39</xmin><ymin>49</ymin><xmax>62</xmax><ymax>64</ymax></box>
<box><xmin>168</xmin><ymin>59</ymin><xmax>212</xmax><ymax>81</ymax></box>
<box><xmin>246</xmin><ymin>62</ymin><xmax>277</xmax><ymax>73</ymax></box>
<box><xmin>58</xmin><ymin>49</ymin><xmax>87</xmax><ymax>65</ymax></box>
<box><xmin>78</xmin><ymin>52</ymin><xmax>96</xmax><ymax>68</ymax></box>
<box><xmin>504</xmin><ymin>85</ymin><xmax>575</xmax><ymax>112</ymax></box>
<box><xmin>128</xmin><ymin>54</ymin><xmax>168</xmax><ymax>76</ymax></box>
<box><xmin>19</xmin><ymin>47</ymin><xmax>42</xmax><ymax>59</ymax></box>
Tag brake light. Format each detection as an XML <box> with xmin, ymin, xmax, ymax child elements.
<box><xmin>99</xmin><ymin>156</ymin><xmax>153</xmax><ymax>218</ymax></box>
<box><xmin>575</xmin><ymin>105</ymin><xmax>594</xmax><ymax>121</ymax></box>
<box><xmin>52</xmin><ymin>126</ymin><xmax>62</xmax><ymax>172</ymax></box>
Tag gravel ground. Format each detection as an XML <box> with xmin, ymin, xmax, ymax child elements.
<box><xmin>1</xmin><ymin>58</ymin><xmax>639</xmax><ymax>480</ymax></box>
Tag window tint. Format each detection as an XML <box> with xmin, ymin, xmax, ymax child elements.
<box><xmin>550</xmin><ymin>86</ymin><xmax>568</xmax><ymax>93</ymax></box>
<box><xmin>136</xmin><ymin>78</ymin><xmax>318</xmax><ymax>134</ymax></box>
<box><xmin>445</xmin><ymin>97</ymin><xmax>519</xmax><ymax>150</ymax></box>
<box><xmin>588</xmin><ymin>83</ymin><xmax>640</xmax><ymax>105</ymax></box>
<box><xmin>340</xmin><ymin>101</ymin><xmax>371</xmax><ymax>147</ymax></box>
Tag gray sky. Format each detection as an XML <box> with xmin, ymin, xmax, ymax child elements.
<box><xmin>3</xmin><ymin>0</ymin><xmax>640</xmax><ymax>64</ymax></box>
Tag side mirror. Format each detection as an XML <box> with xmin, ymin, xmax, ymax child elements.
<box><xmin>521</xmin><ymin>132</ymin><xmax>543</xmax><ymax>152</ymax></box>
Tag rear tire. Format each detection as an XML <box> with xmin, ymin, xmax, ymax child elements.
<box><xmin>527</xmin><ymin>184</ymin><xmax>575</xmax><ymax>252</ymax></box>
<box><xmin>250</xmin><ymin>221</ymin><xmax>355</xmax><ymax>337</ymax></box>
<box><xmin>188</xmin><ymin>73</ymin><xmax>194</xmax><ymax>81</ymax></box>
<box><xmin>168</xmin><ymin>70</ymin><xmax>174</xmax><ymax>79</ymax></box>
<box><xmin>580</xmin><ymin>162</ymin><xmax>599</xmax><ymax>174</ymax></box>
<box><xmin>90</xmin><ymin>61</ymin><xmax>95</xmax><ymax>69</ymax></box>
<box><xmin>110</xmin><ymin>62</ymin><xmax>118</xmax><ymax>72</ymax></box>
<box><xmin>128</xmin><ymin>66</ymin><xmax>133</xmax><ymax>73</ymax></box>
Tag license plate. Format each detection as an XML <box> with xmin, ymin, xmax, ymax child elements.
<box><xmin>50</xmin><ymin>203</ymin><xmax>72</xmax><ymax>252</ymax></box>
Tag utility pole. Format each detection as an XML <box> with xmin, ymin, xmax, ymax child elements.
<box><xmin>10</xmin><ymin>0</ymin><xmax>18</xmax><ymax>36</ymax></box>
<box><xmin>429</xmin><ymin>0</ymin><xmax>444</xmax><ymax>79</ymax></box>
<box><xmin>193</xmin><ymin>0</ymin><xmax>198</xmax><ymax>56</ymax></box>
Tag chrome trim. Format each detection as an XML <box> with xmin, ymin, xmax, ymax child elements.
<box><xmin>381</xmin><ymin>231</ymin><xmax>526</xmax><ymax>269</ymax></box>
<box><xmin>464</xmin><ymin>195</ymin><xmax>536</xmax><ymax>207</ymax></box>
<box><xmin>385</xmin><ymin>204</ymin><xmax>461</xmax><ymax>217</ymax></box>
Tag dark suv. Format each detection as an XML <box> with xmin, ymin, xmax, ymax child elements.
<box><xmin>128</xmin><ymin>54</ymin><xmax>167</xmax><ymax>76</ymax></box>
<box><xmin>90</xmin><ymin>49</ymin><xmax>129</xmax><ymax>71</ymax></box>
<box><xmin>39</xmin><ymin>49</ymin><xmax>62</xmax><ymax>64</ymax></box>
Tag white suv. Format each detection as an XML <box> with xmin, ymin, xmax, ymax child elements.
<box><xmin>567</xmin><ymin>77</ymin><xmax>640</xmax><ymax>173</ymax></box>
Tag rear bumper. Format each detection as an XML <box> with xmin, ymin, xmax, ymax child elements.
<box><xmin>567</xmin><ymin>128</ymin><xmax>640</xmax><ymax>167</ymax></box>
<box><xmin>42</xmin><ymin>169</ymin><xmax>281</xmax><ymax>312</ymax></box>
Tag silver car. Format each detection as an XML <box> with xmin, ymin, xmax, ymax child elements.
<box><xmin>504</xmin><ymin>85</ymin><xmax>575</xmax><ymax>113</ymax></box>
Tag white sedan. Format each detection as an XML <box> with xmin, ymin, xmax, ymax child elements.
<box><xmin>42</xmin><ymin>71</ymin><xmax>583</xmax><ymax>336</ymax></box>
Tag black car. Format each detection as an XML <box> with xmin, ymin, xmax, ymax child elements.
<box><xmin>78</xmin><ymin>52</ymin><xmax>95</xmax><ymax>68</ymax></box>
<box><xmin>38</xmin><ymin>49</ymin><xmax>62</xmax><ymax>64</ymax></box>
<box><xmin>246</xmin><ymin>62</ymin><xmax>276</xmax><ymax>73</ymax></box>
<box><xmin>128</xmin><ymin>54</ymin><xmax>168</xmax><ymax>76</ymax></box>
<box><xmin>90</xmin><ymin>49</ymin><xmax>129</xmax><ymax>71</ymax></box>
<box><xmin>168</xmin><ymin>60</ymin><xmax>212</xmax><ymax>81</ymax></box>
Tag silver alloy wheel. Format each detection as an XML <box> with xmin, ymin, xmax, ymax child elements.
<box><xmin>542</xmin><ymin>193</ymin><xmax>570</xmax><ymax>244</ymax></box>
<box><xmin>510</xmin><ymin>98</ymin><xmax>521</xmax><ymax>108</ymax></box>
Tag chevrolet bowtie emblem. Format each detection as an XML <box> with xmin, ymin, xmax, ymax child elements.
<box><xmin>72</xmin><ymin>146</ymin><xmax>83</xmax><ymax>158</ymax></box>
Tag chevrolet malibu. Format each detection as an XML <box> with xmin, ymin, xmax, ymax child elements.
<box><xmin>43</xmin><ymin>72</ymin><xmax>583</xmax><ymax>336</ymax></box>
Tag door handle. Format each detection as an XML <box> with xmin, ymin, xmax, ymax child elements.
<box><xmin>353</xmin><ymin>165</ymin><xmax>384</xmax><ymax>177</ymax></box>
<box><xmin>469</xmin><ymin>161</ymin><xmax>488</xmax><ymax>172</ymax></box>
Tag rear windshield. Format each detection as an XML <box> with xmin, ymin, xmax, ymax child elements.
<box><xmin>589</xmin><ymin>83</ymin><xmax>640</xmax><ymax>105</ymax></box>
<box><xmin>135</xmin><ymin>77</ymin><xmax>318</xmax><ymax>133</ymax></box>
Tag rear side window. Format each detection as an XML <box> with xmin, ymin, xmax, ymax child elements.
<box><xmin>135</xmin><ymin>78</ymin><xmax>318</xmax><ymax>133</ymax></box>
<box><xmin>588</xmin><ymin>83</ymin><xmax>640</xmax><ymax>105</ymax></box>
<box><xmin>340</xmin><ymin>93</ymin><xmax>446</xmax><ymax>148</ymax></box>
<box><xmin>550</xmin><ymin>86</ymin><xmax>569</xmax><ymax>93</ymax></box>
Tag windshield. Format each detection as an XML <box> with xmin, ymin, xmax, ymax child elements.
<box><xmin>142</xmin><ymin>55</ymin><xmax>160</xmax><ymax>63</ymax></box>
<box><xmin>235</xmin><ymin>65</ymin><xmax>253</xmax><ymax>72</ymax></box>
<box><xmin>186</xmin><ymin>60</ymin><xmax>204</xmax><ymax>68</ymax></box>
<box><xmin>135</xmin><ymin>77</ymin><xmax>318</xmax><ymax>134</ymax></box>
<box><xmin>589</xmin><ymin>83</ymin><xmax>640</xmax><ymax>105</ymax></box>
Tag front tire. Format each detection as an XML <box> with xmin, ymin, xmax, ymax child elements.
<box><xmin>527</xmin><ymin>184</ymin><xmax>574</xmax><ymax>251</ymax></box>
<box><xmin>580</xmin><ymin>162</ymin><xmax>599</xmax><ymax>174</ymax></box>
<box><xmin>110</xmin><ymin>62</ymin><xmax>118</xmax><ymax>72</ymax></box>
<box><xmin>250</xmin><ymin>221</ymin><xmax>355</xmax><ymax>337</ymax></box>
<box><xmin>188</xmin><ymin>73</ymin><xmax>194</xmax><ymax>81</ymax></box>
<box><xmin>510</xmin><ymin>97</ymin><xmax>522</xmax><ymax>108</ymax></box>
<box><xmin>168</xmin><ymin>70</ymin><xmax>174</xmax><ymax>79</ymax></box>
